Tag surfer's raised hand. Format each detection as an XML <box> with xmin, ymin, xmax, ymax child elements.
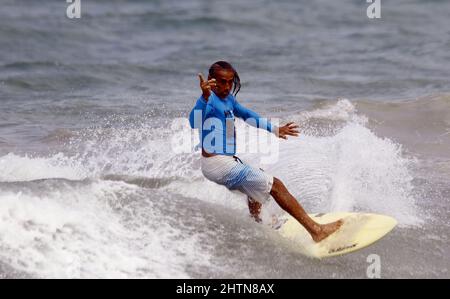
<box><xmin>198</xmin><ymin>73</ymin><xmax>216</xmax><ymax>101</ymax></box>
<box><xmin>275</xmin><ymin>122</ymin><xmax>300</xmax><ymax>139</ymax></box>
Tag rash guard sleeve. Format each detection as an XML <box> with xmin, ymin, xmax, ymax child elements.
<box><xmin>233</xmin><ymin>99</ymin><xmax>274</xmax><ymax>133</ymax></box>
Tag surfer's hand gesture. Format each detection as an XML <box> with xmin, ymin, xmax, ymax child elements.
<box><xmin>198</xmin><ymin>73</ymin><xmax>216</xmax><ymax>101</ymax></box>
<box><xmin>275</xmin><ymin>122</ymin><xmax>300</xmax><ymax>139</ymax></box>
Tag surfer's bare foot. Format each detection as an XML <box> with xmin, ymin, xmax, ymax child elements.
<box><xmin>248</xmin><ymin>198</ymin><xmax>262</xmax><ymax>223</ymax></box>
<box><xmin>312</xmin><ymin>219</ymin><xmax>344</xmax><ymax>243</ymax></box>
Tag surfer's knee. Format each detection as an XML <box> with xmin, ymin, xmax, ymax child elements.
<box><xmin>270</xmin><ymin>177</ymin><xmax>283</xmax><ymax>196</ymax></box>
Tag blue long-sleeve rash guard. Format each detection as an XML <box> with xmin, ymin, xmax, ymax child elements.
<box><xmin>189</xmin><ymin>92</ymin><xmax>274</xmax><ymax>155</ymax></box>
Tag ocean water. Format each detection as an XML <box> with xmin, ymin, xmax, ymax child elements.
<box><xmin>0</xmin><ymin>0</ymin><xmax>449</xmax><ymax>278</ymax></box>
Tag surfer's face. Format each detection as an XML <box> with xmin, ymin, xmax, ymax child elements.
<box><xmin>210</xmin><ymin>69</ymin><xmax>234</xmax><ymax>99</ymax></box>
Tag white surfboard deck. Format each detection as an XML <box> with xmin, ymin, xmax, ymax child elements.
<box><xmin>277</xmin><ymin>212</ymin><xmax>397</xmax><ymax>258</ymax></box>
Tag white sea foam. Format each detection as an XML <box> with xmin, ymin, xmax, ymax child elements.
<box><xmin>0</xmin><ymin>179</ymin><xmax>213</xmax><ymax>278</ymax></box>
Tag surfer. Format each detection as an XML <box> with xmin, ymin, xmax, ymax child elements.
<box><xmin>189</xmin><ymin>61</ymin><xmax>342</xmax><ymax>242</ymax></box>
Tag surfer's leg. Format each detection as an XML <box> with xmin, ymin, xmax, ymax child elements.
<box><xmin>270</xmin><ymin>177</ymin><xmax>343</xmax><ymax>242</ymax></box>
<box><xmin>200</xmin><ymin>155</ymin><xmax>341</xmax><ymax>240</ymax></box>
<box><xmin>247</xmin><ymin>197</ymin><xmax>262</xmax><ymax>223</ymax></box>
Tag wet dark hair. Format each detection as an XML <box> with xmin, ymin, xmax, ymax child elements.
<box><xmin>208</xmin><ymin>61</ymin><xmax>241</xmax><ymax>97</ymax></box>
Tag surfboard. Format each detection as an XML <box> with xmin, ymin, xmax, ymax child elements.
<box><xmin>277</xmin><ymin>212</ymin><xmax>397</xmax><ymax>258</ymax></box>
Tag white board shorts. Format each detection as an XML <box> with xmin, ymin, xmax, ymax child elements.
<box><xmin>201</xmin><ymin>155</ymin><xmax>274</xmax><ymax>204</ymax></box>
